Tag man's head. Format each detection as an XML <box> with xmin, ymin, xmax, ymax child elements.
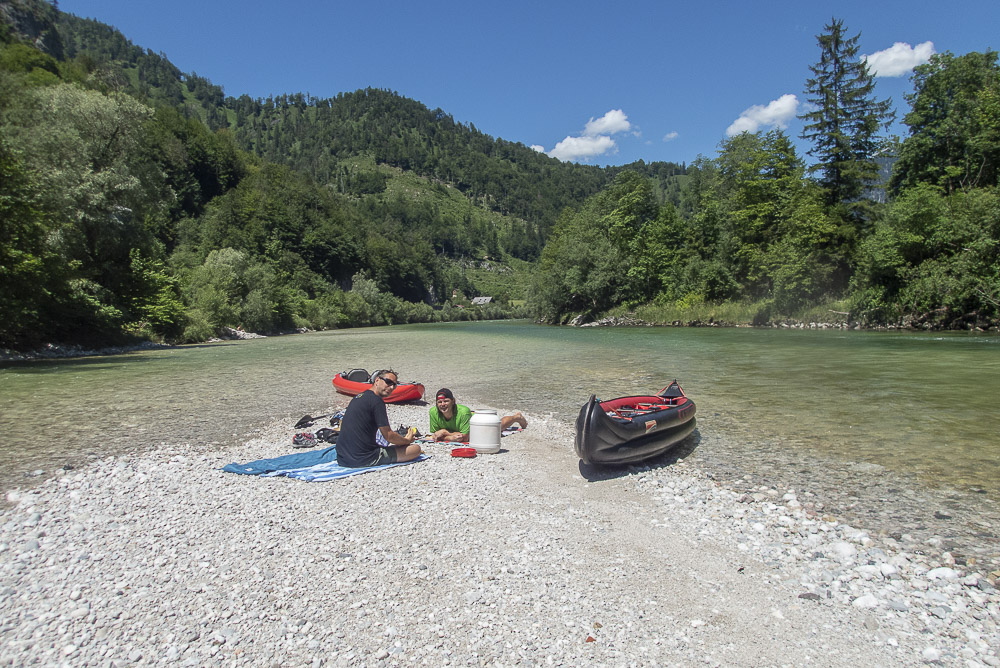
<box><xmin>435</xmin><ymin>388</ymin><xmax>455</xmax><ymax>414</ymax></box>
<box><xmin>373</xmin><ymin>370</ymin><xmax>399</xmax><ymax>399</ymax></box>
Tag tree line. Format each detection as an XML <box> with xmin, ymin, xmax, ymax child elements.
<box><xmin>1</xmin><ymin>4</ymin><xmax>997</xmax><ymax>355</ymax></box>
<box><xmin>1</xmin><ymin>1</ymin><xmax>550</xmax><ymax>349</ymax></box>
<box><xmin>532</xmin><ymin>20</ymin><xmax>999</xmax><ymax>330</ymax></box>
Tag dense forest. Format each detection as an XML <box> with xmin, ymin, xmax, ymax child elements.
<box><xmin>533</xmin><ymin>22</ymin><xmax>999</xmax><ymax>329</ymax></box>
<box><xmin>1</xmin><ymin>1</ymin><xmax>998</xmax><ymax>352</ymax></box>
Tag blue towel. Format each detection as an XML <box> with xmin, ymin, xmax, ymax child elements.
<box><xmin>264</xmin><ymin>453</ymin><xmax>428</xmax><ymax>481</ymax></box>
<box><xmin>222</xmin><ymin>445</ymin><xmax>339</xmax><ymax>475</ymax></box>
<box><xmin>222</xmin><ymin>446</ymin><xmax>426</xmax><ymax>480</ymax></box>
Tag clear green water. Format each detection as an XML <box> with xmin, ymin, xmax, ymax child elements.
<box><xmin>2</xmin><ymin>322</ymin><xmax>998</xmax><ymax>561</ymax></box>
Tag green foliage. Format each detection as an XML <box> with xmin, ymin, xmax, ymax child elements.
<box><xmin>850</xmin><ymin>185</ymin><xmax>1000</xmax><ymax>327</ymax></box>
<box><xmin>124</xmin><ymin>249</ymin><xmax>186</xmax><ymax>338</ymax></box>
<box><xmin>3</xmin><ymin>3</ymin><xmax>999</xmax><ymax>348</ymax></box>
<box><xmin>141</xmin><ymin>105</ymin><xmax>247</xmax><ymax>228</ymax></box>
<box><xmin>0</xmin><ymin>67</ymin><xmax>176</xmax><ymax>345</ymax></box>
<box><xmin>531</xmin><ymin>133</ymin><xmax>860</xmax><ymax>323</ymax></box>
<box><xmin>182</xmin><ymin>247</ymin><xmax>297</xmax><ymax>333</ymax></box>
<box><xmin>179</xmin><ymin>309</ymin><xmax>216</xmax><ymax>344</ymax></box>
<box><xmin>228</xmin><ymin>88</ymin><xmax>625</xmax><ymax>249</ymax></box>
<box><xmin>0</xmin><ymin>41</ymin><xmax>60</xmax><ymax>82</ymax></box>
<box><xmin>2</xmin><ymin>82</ymin><xmax>161</xmax><ymax>285</ymax></box>
<box><xmin>0</xmin><ymin>126</ymin><xmax>55</xmax><ymax>347</ymax></box>
<box><xmin>800</xmin><ymin>18</ymin><xmax>894</xmax><ymax>219</ymax></box>
<box><xmin>530</xmin><ymin>206</ymin><xmax>623</xmax><ymax>321</ymax></box>
<box><xmin>891</xmin><ymin>50</ymin><xmax>1000</xmax><ymax>193</ymax></box>
<box><xmin>462</xmin><ymin>257</ymin><xmax>532</xmax><ymax>303</ymax></box>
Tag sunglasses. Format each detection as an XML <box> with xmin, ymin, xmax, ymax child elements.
<box><xmin>378</xmin><ymin>376</ymin><xmax>398</xmax><ymax>388</ymax></box>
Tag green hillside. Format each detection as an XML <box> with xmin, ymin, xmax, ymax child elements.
<box><xmin>3</xmin><ymin>0</ymin><xmax>997</xmax><ymax>351</ymax></box>
<box><xmin>3</xmin><ymin>0</ymin><xmax>683</xmax><ymax>346</ymax></box>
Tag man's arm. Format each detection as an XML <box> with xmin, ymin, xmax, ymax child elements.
<box><xmin>456</xmin><ymin>406</ymin><xmax>472</xmax><ymax>436</ymax></box>
<box><xmin>378</xmin><ymin>425</ymin><xmax>415</xmax><ymax>446</ymax></box>
<box><xmin>434</xmin><ymin>429</ymin><xmax>468</xmax><ymax>442</ymax></box>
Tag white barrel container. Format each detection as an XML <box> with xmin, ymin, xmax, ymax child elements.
<box><xmin>469</xmin><ymin>410</ymin><xmax>501</xmax><ymax>454</ymax></box>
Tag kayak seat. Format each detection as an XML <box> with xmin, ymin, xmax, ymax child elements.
<box><xmin>343</xmin><ymin>368</ymin><xmax>369</xmax><ymax>383</ymax></box>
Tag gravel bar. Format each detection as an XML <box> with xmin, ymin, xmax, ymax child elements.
<box><xmin>2</xmin><ymin>403</ymin><xmax>998</xmax><ymax>667</ymax></box>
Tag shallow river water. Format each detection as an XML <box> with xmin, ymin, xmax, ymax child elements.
<box><xmin>2</xmin><ymin>322</ymin><xmax>998</xmax><ymax>565</ymax></box>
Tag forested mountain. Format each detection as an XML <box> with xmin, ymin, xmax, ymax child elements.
<box><xmin>226</xmin><ymin>88</ymin><xmax>688</xmax><ymax>247</ymax></box>
<box><xmin>1</xmin><ymin>1</ymin><xmax>998</xmax><ymax>352</ymax></box>
<box><xmin>0</xmin><ymin>0</ymin><xmax>687</xmax><ymax>349</ymax></box>
<box><xmin>50</xmin><ymin>7</ymin><xmax>688</xmax><ymax>259</ymax></box>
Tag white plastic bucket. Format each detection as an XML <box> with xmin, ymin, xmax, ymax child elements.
<box><xmin>469</xmin><ymin>410</ymin><xmax>501</xmax><ymax>454</ymax></box>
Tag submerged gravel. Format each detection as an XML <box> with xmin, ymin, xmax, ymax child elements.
<box><xmin>2</xmin><ymin>403</ymin><xmax>998</xmax><ymax>666</ymax></box>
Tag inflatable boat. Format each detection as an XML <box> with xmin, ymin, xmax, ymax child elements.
<box><xmin>332</xmin><ymin>368</ymin><xmax>425</xmax><ymax>403</ymax></box>
<box><xmin>574</xmin><ymin>381</ymin><xmax>696</xmax><ymax>466</ymax></box>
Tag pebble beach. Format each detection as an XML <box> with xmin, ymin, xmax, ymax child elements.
<box><xmin>2</xmin><ymin>402</ymin><xmax>999</xmax><ymax>667</ymax></box>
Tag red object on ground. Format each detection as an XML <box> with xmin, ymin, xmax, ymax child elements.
<box><xmin>332</xmin><ymin>373</ymin><xmax>425</xmax><ymax>403</ymax></box>
<box><xmin>450</xmin><ymin>447</ymin><xmax>477</xmax><ymax>458</ymax></box>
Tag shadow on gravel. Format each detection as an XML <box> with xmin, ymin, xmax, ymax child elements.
<box><xmin>577</xmin><ymin>429</ymin><xmax>702</xmax><ymax>482</ymax></box>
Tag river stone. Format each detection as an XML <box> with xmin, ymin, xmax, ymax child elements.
<box><xmin>852</xmin><ymin>594</ymin><xmax>879</xmax><ymax>609</ymax></box>
<box><xmin>926</xmin><ymin>567</ymin><xmax>960</xmax><ymax>580</ymax></box>
<box><xmin>922</xmin><ymin>647</ymin><xmax>942</xmax><ymax>662</ymax></box>
<box><xmin>829</xmin><ymin>541</ymin><xmax>858</xmax><ymax>561</ymax></box>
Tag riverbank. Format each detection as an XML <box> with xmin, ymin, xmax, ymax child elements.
<box><xmin>2</xmin><ymin>403</ymin><xmax>997</xmax><ymax>666</ymax></box>
<box><xmin>573</xmin><ymin>313</ymin><xmax>999</xmax><ymax>332</ymax></box>
<box><xmin>0</xmin><ymin>327</ymin><xmax>272</xmax><ymax>362</ymax></box>
<box><xmin>4</xmin><ymin>311</ymin><xmax>996</xmax><ymax>363</ymax></box>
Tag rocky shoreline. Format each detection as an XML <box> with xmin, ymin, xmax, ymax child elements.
<box><xmin>4</xmin><ymin>315</ymin><xmax>995</xmax><ymax>363</ymax></box>
<box><xmin>573</xmin><ymin>314</ymin><xmax>998</xmax><ymax>332</ymax></box>
<box><xmin>1</xmin><ymin>404</ymin><xmax>997</xmax><ymax>666</ymax></box>
<box><xmin>0</xmin><ymin>328</ymin><xmax>285</xmax><ymax>362</ymax></box>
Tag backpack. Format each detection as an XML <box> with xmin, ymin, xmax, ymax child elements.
<box><xmin>315</xmin><ymin>427</ymin><xmax>338</xmax><ymax>444</ymax></box>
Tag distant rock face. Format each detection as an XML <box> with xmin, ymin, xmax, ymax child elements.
<box><xmin>0</xmin><ymin>1</ymin><xmax>65</xmax><ymax>59</ymax></box>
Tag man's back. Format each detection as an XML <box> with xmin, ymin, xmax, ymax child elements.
<box><xmin>337</xmin><ymin>390</ymin><xmax>388</xmax><ymax>467</ymax></box>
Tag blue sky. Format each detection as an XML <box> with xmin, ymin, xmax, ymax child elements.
<box><xmin>58</xmin><ymin>0</ymin><xmax>1000</xmax><ymax>167</ymax></box>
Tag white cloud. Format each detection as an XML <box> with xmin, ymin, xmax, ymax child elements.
<box><xmin>725</xmin><ymin>94</ymin><xmax>799</xmax><ymax>137</ymax></box>
<box><xmin>584</xmin><ymin>109</ymin><xmax>631</xmax><ymax>136</ymax></box>
<box><xmin>548</xmin><ymin>135</ymin><xmax>617</xmax><ymax>162</ymax></box>
<box><xmin>864</xmin><ymin>41</ymin><xmax>935</xmax><ymax>77</ymax></box>
<box><xmin>663</xmin><ymin>131</ymin><xmax>678</xmax><ymax>142</ymax></box>
<box><xmin>529</xmin><ymin>144</ymin><xmax>546</xmax><ymax>153</ymax></box>
<box><xmin>545</xmin><ymin>109</ymin><xmax>634</xmax><ymax>162</ymax></box>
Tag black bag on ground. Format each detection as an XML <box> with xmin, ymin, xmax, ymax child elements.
<box><xmin>315</xmin><ymin>427</ymin><xmax>339</xmax><ymax>444</ymax></box>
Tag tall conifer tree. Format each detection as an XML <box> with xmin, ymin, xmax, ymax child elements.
<box><xmin>800</xmin><ymin>18</ymin><xmax>893</xmax><ymax>219</ymax></box>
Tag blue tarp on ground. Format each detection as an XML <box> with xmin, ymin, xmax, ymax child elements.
<box><xmin>221</xmin><ymin>446</ymin><xmax>427</xmax><ymax>481</ymax></box>
<box><xmin>222</xmin><ymin>424</ymin><xmax>522</xmax><ymax>481</ymax></box>
<box><xmin>222</xmin><ymin>445</ymin><xmax>339</xmax><ymax>475</ymax></box>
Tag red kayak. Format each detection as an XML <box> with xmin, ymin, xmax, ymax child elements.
<box><xmin>333</xmin><ymin>368</ymin><xmax>425</xmax><ymax>403</ymax></box>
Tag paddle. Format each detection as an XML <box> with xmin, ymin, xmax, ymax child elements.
<box><xmin>294</xmin><ymin>413</ymin><xmax>329</xmax><ymax>429</ymax></box>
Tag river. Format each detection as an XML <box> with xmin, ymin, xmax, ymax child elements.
<box><xmin>2</xmin><ymin>321</ymin><xmax>998</xmax><ymax>566</ymax></box>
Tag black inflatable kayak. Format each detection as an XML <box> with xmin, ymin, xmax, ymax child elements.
<box><xmin>574</xmin><ymin>380</ymin><xmax>697</xmax><ymax>466</ymax></box>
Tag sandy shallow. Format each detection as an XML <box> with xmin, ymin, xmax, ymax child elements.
<box><xmin>1</xmin><ymin>399</ymin><xmax>998</xmax><ymax>666</ymax></box>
